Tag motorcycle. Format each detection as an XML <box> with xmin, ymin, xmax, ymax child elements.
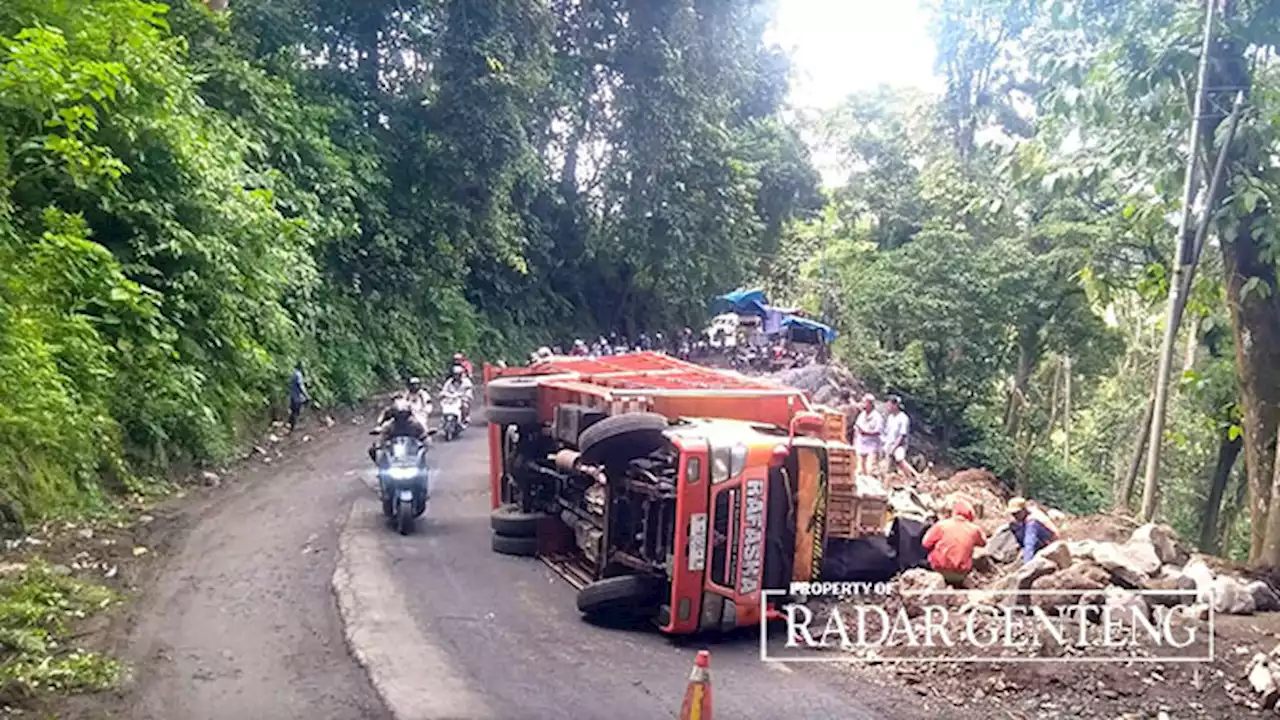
<box><xmin>370</xmin><ymin>434</ymin><xmax>431</xmax><ymax>535</ymax></box>
<box><xmin>439</xmin><ymin>391</ymin><xmax>464</xmax><ymax>441</ymax></box>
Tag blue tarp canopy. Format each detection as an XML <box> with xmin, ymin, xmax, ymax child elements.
<box><xmin>781</xmin><ymin>316</ymin><xmax>837</xmax><ymax>343</ymax></box>
<box><xmin>711</xmin><ymin>289</ymin><xmax>769</xmax><ymax>317</ymax></box>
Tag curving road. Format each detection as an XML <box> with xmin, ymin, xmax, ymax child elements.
<box><xmin>95</xmin><ymin>409</ymin><xmax>942</xmax><ymax>720</ymax></box>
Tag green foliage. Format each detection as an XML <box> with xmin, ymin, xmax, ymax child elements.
<box><xmin>0</xmin><ymin>0</ymin><xmax>815</xmax><ymax>524</ymax></box>
<box><xmin>0</xmin><ymin>562</ymin><xmax>120</xmax><ymax>694</ymax></box>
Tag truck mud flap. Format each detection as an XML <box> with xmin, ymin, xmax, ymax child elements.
<box><xmin>540</xmin><ymin>553</ymin><xmax>594</xmax><ymax>591</ymax></box>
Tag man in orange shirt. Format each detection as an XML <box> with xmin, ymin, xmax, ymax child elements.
<box><xmin>921</xmin><ymin>499</ymin><xmax>986</xmax><ymax>588</ymax></box>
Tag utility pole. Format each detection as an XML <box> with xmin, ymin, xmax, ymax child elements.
<box><xmin>1139</xmin><ymin>0</ymin><xmax>1217</xmax><ymax>521</ymax></box>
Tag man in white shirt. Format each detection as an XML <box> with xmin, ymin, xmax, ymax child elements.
<box><xmin>881</xmin><ymin>394</ymin><xmax>911</xmax><ymax>476</ymax></box>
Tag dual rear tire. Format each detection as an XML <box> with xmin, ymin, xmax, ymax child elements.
<box><xmin>490</xmin><ymin>504</ymin><xmax>541</xmax><ymax>557</ymax></box>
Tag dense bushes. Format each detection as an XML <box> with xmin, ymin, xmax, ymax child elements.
<box><xmin>0</xmin><ymin>0</ymin><xmax>815</xmax><ymax>527</ymax></box>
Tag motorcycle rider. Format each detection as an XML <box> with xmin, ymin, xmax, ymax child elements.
<box><xmin>570</xmin><ymin>339</ymin><xmax>589</xmax><ymax>356</ymax></box>
<box><xmin>404</xmin><ymin>376</ymin><xmax>432</xmax><ymax>423</ymax></box>
<box><xmin>441</xmin><ymin>364</ymin><xmax>473</xmax><ymax>426</ymax></box>
<box><xmin>368</xmin><ymin>398</ymin><xmax>430</xmax><ymax>462</ymax></box>
<box><xmin>450</xmin><ymin>352</ymin><xmax>473</xmax><ymax>378</ymax></box>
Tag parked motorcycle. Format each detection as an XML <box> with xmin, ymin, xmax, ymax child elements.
<box><xmin>440</xmin><ymin>391</ymin><xmax>464</xmax><ymax>441</ymax></box>
<box><xmin>371</xmin><ymin>434</ymin><xmax>431</xmax><ymax>535</ymax></box>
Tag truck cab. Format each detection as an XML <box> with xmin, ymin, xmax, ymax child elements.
<box><xmin>483</xmin><ymin>353</ymin><xmax>887</xmax><ymax>634</ymax></box>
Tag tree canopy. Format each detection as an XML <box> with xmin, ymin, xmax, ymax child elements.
<box><xmin>0</xmin><ymin>0</ymin><xmax>817</xmax><ymax>526</ymax></box>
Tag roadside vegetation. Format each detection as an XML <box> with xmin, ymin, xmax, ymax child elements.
<box><xmin>0</xmin><ymin>0</ymin><xmax>816</xmax><ymax>530</ymax></box>
<box><xmin>770</xmin><ymin>0</ymin><xmax>1280</xmax><ymax>565</ymax></box>
<box><xmin>0</xmin><ymin>562</ymin><xmax>120</xmax><ymax>700</ymax></box>
<box><xmin>3</xmin><ymin>0</ymin><xmax>1280</xmax><ymax>703</ymax></box>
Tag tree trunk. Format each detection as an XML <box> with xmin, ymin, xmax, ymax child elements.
<box><xmin>1199</xmin><ymin>428</ymin><xmax>1243</xmax><ymax>554</ymax></box>
<box><xmin>1116</xmin><ymin>394</ymin><xmax>1155</xmax><ymax>513</ymax></box>
<box><xmin>1221</xmin><ymin>215</ymin><xmax>1280</xmax><ymax>564</ymax></box>
<box><xmin>1220</xmin><ymin>465</ymin><xmax>1250</xmax><ymax>556</ymax></box>
<box><xmin>1062</xmin><ymin>354</ymin><xmax>1072</xmax><ymax>463</ymax></box>
<box><xmin>205</xmin><ymin>0</ymin><xmax>229</xmax><ymax>10</ymax></box>
<box><xmin>1182</xmin><ymin>313</ymin><xmax>1201</xmax><ymax>374</ymax></box>
<box><xmin>1004</xmin><ymin>325</ymin><xmax>1040</xmax><ymax>436</ymax></box>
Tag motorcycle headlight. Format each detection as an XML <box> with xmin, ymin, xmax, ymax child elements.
<box><xmin>388</xmin><ymin>466</ymin><xmax>419</xmax><ymax>481</ymax></box>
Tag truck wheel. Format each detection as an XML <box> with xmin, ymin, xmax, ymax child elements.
<box><xmin>578</xmin><ymin>412</ymin><xmax>669</xmax><ymax>465</ymax></box>
<box><xmin>576</xmin><ymin>575</ymin><xmax>662</xmax><ymax>618</ymax></box>
<box><xmin>487</xmin><ymin>377</ymin><xmax>542</xmax><ymax>406</ymax></box>
<box><xmin>485</xmin><ymin>405</ymin><xmax>540</xmax><ymax>427</ymax></box>
<box><xmin>491</xmin><ymin>533</ymin><xmax>538</xmax><ymax>557</ymax></box>
<box><xmin>490</xmin><ymin>504</ymin><xmax>544</xmax><ymax>538</ymax></box>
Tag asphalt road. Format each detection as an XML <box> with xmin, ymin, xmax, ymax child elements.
<box><xmin>97</xmin><ymin>407</ymin><xmax>938</xmax><ymax>720</ymax></box>
<box><xmin>338</xmin><ymin>415</ymin><xmax>931</xmax><ymax>720</ymax></box>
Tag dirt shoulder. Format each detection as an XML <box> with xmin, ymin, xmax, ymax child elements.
<box><xmin>15</xmin><ymin>405</ymin><xmax>391</xmax><ymax>720</ymax></box>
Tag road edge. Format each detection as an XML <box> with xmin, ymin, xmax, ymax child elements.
<box><xmin>332</xmin><ymin>498</ymin><xmax>493</xmax><ymax>720</ymax></box>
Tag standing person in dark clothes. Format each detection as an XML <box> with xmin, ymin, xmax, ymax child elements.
<box><xmin>288</xmin><ymin>361</ymin><xmax>309</xmax><ymax>431</ymax></box>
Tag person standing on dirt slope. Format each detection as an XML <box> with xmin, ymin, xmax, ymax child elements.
<box><xmin>288</xmin><ymin>361</ymin><xmax>309</xmax><ymax>431</ymax></box>
<box><xmin>922</xmin><ymin>499</ymin><xmax>986</xmax><ymax>588</ymax></box>
<box><xmin>1007</xmin><ymin>497</ymin><xmax>1058</xmax><ymax>563</ymax></box>
<box><xmin>852</xmin><ymin>393</ymin><xmax>883</xmax><ymax>475</ymax></box>
<box><xmin>881</xmin><ymin>395</ymin><xmax>910</xmax><ymax>475</ymax></box>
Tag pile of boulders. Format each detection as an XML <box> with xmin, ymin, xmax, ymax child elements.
<box><xmin>959</xmin><ymin>522</ymin><xmax>1279</xmax><ymax>618</ymax></box>
<box><xmin>768</xmin><ymin>362</ymin><xmax>864</xmax><ymax>406</ymax></box>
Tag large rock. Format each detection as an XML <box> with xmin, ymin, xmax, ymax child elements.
<box><xmin>1092</xmin><ymin>541</ymin><xmax>1159</xmax><ymax>586</ymax></box>
<box><xmin>970</xmin><ymin>548</ymin><xmax>997</xmax><ymax>575</ymax></box>
<box><xmin>1211</xmin><ymin>575</ymin><xmax>1257</xmax><ymax>615</ymax></box>
<box><xmin>1035</xmin><ymin>540</ymin><xmax>1073</xmax><ymax>571</ymax></box>
<box><xmin>986</xmin><ymin>525</ymin><xmax>1021</xmax><ymax>564</ymax></box>
<box><xmin>1030</xmin><ymin>562</ymin><xmax>1111</xmax><ymax>610</ymax></box>
<box><xmin>1104</xmin><ymin>586</ymin><xmax>1151</xmax><ymax>623</ymax></box>
<box><xmin>1248</xmin><ymin>654</ymin><xmax>1280</xmax><ymax>709</ymax></box>
<box><xmin>1248</xmin><ymin>580</ymin><xmax>1280</xmax><ymax>612</ymax></box>
<box><xmin>1130</xmin><ymin>523</ymin><xmax>1188</xmax><ymax>566</ymax></box>
<box><xmin>1066</xmin><ymin>540</ymin><xmax>1097</xmax><ymax>562</ymax></box>
<box><xmin>1141</xmin><ymin>572</ymin><xmax>1197</xmax><ymax>607</ymax></box>
<box><xmin>994</xmin><ymin>556</ymin><xmax>1059</xmax><ymax>597</ymax></box>
<box><xmin>1182</xmin><ymin>557</ymin><xmax>1216</xmax><ymax>604</ymax></box>
<box><xmin>896</xmin><ymin>568</ymin><xmax>951</xmax><ymax>617</ymax></box>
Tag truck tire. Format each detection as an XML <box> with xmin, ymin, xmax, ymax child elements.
<box><xmin>491</xmin><ymin>533</ymin><xmax>538</xmax><ymax>557</ymax></box>
<box><xmin>485</xmin><ymin>405</ymin><xmax>540</xmax><ymax>427</ymax></box>
<box><xmin>576</xmin><ymin>575</ymin><xmax>663</xmax><ymax>617</ymax></box>
<box><xmin>578</xmin><ymin>412</ymin><xmax>669</xmax><ymax>465</ymax></box>
<box><xmin>487</xmin><ymin>376</ymin><xmax>543</xmax><ymax>406</ymax></box>
<box><xmin>490</xmin><ymin>504</ymin><xmax>544</xmax><ymax>538</ymax></box>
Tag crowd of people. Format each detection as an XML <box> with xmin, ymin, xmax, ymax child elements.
<box><xmin>531</xmin><ymin>327</ymin><xmax>826</xmax><ymax>370</ymax></box>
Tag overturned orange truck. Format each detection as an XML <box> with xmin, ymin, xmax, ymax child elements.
<box><xmin>482</xmin><ymin>352</ymin><xmax>888</xmax><ymax>634</ymax></box>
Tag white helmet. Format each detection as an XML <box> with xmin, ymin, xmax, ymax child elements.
<box><xmin>536</xmin><ymin>346</ymin><xmax>553</xmax><ymax>359</ymax></box>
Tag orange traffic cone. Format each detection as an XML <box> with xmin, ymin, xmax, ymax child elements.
<box><xmin>679</xmin><ymin>650</ymin><xmax>712</xmax><ymax>720</ymax></box>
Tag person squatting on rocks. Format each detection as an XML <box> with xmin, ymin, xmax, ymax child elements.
<box><xmin>852</xmin><ymin>393</ymin><xmax>883</xmax><ymax>475</ymax></box>
<box><xmin>288</xmin><ymin>361</ymin><xmax>309</xmax><ymax>431</ymax></box>
<box><xmin>921</xmin><ymin>499</ymin><xmax>986</xmax><ymax>588</ymax></box>
<box><xmin>1007</xmin><ymin>496</ymin><xmax>1058</xmax><ymax>562</ymax></box>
